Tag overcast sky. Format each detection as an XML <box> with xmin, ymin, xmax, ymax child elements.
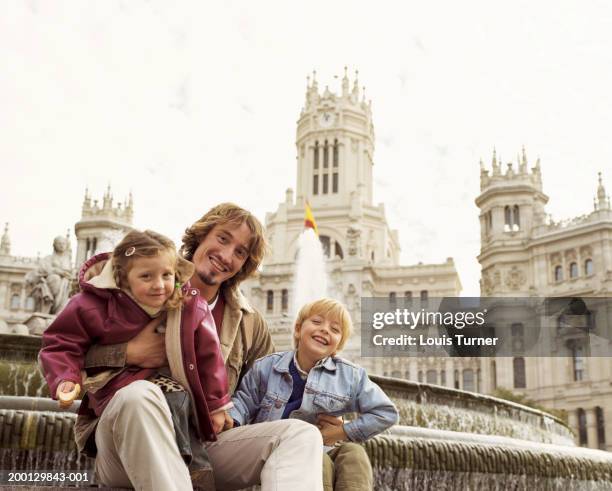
<box><xmin>2</xmin><ymin>1</ymin><xmax>611</xmax><ymax>295</ymax></box>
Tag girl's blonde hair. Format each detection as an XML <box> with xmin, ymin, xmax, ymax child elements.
<box><xmin>112</xmin><ymin>230</ymin><xmax>194</xmax><ymax>310</ymax></box>
<box><xmin>293</xmin><ymin>298</ymin><xmax>353</xmax><ymax>353</ymax></box>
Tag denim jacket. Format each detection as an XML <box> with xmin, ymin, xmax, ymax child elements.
<box><xmin>229</xmin><ymin>350</ymin><xmax>398</xmax><ymax>442</ymax></box>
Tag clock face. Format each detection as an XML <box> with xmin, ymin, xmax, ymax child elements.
<box><xmin>318</xmin><ymin>111</ymin><xmax>335</xmax><ymax>128</ymax></box>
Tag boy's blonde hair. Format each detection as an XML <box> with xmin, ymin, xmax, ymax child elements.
<box><xmin>293</xmin><ymin>298</ymin><xmax>353</xmax><ymax>353</ymax></box>
<box><xmin>112</xmin><ymin>229</ymin><xmax>194</xmax><ymax>310</ymax></box>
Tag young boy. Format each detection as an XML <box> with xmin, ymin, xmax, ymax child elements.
<box><xmin>230</xmin><ymin>298</ymin><xmax>398</xmax><ymax>491</ymax></box>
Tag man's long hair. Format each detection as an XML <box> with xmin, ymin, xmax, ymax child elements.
<box><xmin>180</xmin><ymin>203</ymin><xmax>268</xmax><ymax>290</ymax></box>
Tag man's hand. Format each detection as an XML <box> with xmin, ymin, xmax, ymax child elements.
<box><xmin>211</xmin><ymin>411</ymin><xmax>227</xmax><ymax>434</ymax></box>
<box><xmin>126</xmin><ymin>316</ymin><xmax>167</xmax><ymax>368</ymax></box>
<box><xmin>317</xmin><ymin>414</ymin><xmax>348</xmax><ymax>446</ymax></box>
<box><xmin>57</xmin><ymin>381</ymin><xmax>80</xmax><ymax>409</ymax></box>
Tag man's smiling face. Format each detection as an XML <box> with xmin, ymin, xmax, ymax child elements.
<box><xmin>191</xmin><ymin>222</ymin><xmax>251</xmax><ymax>290</ymax></box>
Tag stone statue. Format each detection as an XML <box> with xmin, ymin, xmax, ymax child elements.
<box><xmin>25</xmin><ymin>236</ymin><xmax>73</xmax><ymax>315</ymax></box>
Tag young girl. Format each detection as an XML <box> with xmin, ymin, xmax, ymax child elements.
<box><xmin>230</xmin><ymin>298</ymin><xmax>398</xmax><ymax>491</ymax></box>
<box><xmin>40</xmin><ymin>230</ymin><xmax>230</xmax><ymax>490</ymax></box>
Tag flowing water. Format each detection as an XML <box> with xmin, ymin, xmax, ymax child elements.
<box><xmin>291</xmin><ymin>228</ymin><xmax>329</xmax><ymax>315</ymax></box>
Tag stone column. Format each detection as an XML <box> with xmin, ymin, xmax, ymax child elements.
<box><xmin>586</xmin><ymin>408</ymin><xmax>598</xmax><ymax>449</ymax></box>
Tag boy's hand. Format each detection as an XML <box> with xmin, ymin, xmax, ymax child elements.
<box><xmin>222</xmin><ymin>411</ymin><xmax>234</xmax><ymax>431</ymax></box>
<box><xmin>211</xmin><ymin>411</ymin><xmax>226</xmax><ymax>434</ymax></box>
<box><xmin>56</xmin><ymin>381</ymin><xmax>80</xmax><ymax>409</ymax></box>
<box><xmin>317</xmin><ymin>414</ymin><xmax>348</xmax><ymax>446</ymax></box>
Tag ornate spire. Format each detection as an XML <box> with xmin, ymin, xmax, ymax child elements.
<box><xmin>103</xmin><ymin>184</ymin><xmax>113</xmax><ymax>210</ymax></box>
<box><xmin>596</xmin><ymin>172</ymin><xmax>609</xmax><ymax>210</ymax></box>
<box><xmin>352</xmin><ymin>70</ymin><xmax>360</xmax><ymax>99</ymax></box>
<box><xmin>342</xmin><ymin>66</ymin><xmax>349</xmax><ymax>97</ymax></box>
<box><xmin>0</xmin><ymin>223</ymin><xmax>10</xmax><ymax>255</ymax></box>
<box><xmin>492</xmin><ymin>147</ymin><xmax>500</xmax><ymax>176</ymax></box>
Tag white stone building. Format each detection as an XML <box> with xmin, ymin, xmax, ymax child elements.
<box><xmin>0</xmin><ymin>187</ymin><xmax>132</xmax><ymax>331</ymax></box>
<box><xmin>475</xmin><ymin>150</ymin><xmax>612</xmax><ymax>450</ymax></box>
<box><xmin>241</xmin><ymin>69</ymin><xmax>462</xmax><ymax>378</ymax></box>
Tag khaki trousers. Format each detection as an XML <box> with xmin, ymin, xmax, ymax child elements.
<box><xmin>95</xmin><ymin>380</ymin><xmax>192</xmax><ymax>491</ymax></box>
<box><xmin>322</xmin><ymin>443</ymin><xmax>373</xmax><ymax>491</ymax></box>
<box><xmin>94</xmin><ymin>380</ymin><xmax>324</xmax><ymax>491</ymax></box>
<box><xmin>205</xmin><ymin>419</ymin><xmax>324</xmax><ymax>491</ymax></box>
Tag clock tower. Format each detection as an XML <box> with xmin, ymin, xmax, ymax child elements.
<box><xmin>296</xmin><ymin>68</ymin><xmax>375</xmax><ymax>209</ymax></box>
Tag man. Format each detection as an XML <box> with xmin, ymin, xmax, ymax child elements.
<box><xmin>82</xmin><ymin>203</ymin><xmax>323</xmax><ymax>490</ymax></box>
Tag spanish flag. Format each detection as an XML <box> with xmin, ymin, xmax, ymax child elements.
<box><xmin>304</xmin><ymin>202</ymin><xmax>319</xmax><ymax>236</ymax></box>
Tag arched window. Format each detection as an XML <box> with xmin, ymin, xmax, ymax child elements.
<box><xmin>323</xmin><ymin>174</ymin><xmax>329</xmax><ymax>194</ymax></box>
<box><xmin>504</xmin><ymin>206</ymin><xmax>512</xmax><ymax>231</ymax></box>
<box><xmin>570</xmin><ymin>342</ymin><xmax>585</xmax><ymax>381</ymax></box>
<box><xmin>485</xmin><ymin>210</ymin><xmax>493</xmax><ymax>234</ymax></box>
<box><xmin>281</xmin><ymin>289</ymin><xmax>288</xmax><ymax>312</ymax></box>
<box><xmin>554</xmin><ymin>265</ymin><xmax>563</xmax><ymax>282</ymax></box>
<box><xmin>313</xmin><ymin>175</ymin><xmax>319</xmax><ymax>195</ymax></box>
<box><xmin>454</xmin><ymin>369</ymin><xmax>460</xmax><ymax>389</ymax></box>
<box><xmin>463</xmin><ymin>369</ymin><xmax>474</xmax><ymax>392</ymax></box>
<box><xmin>334</xmin><ymin>242</ymin><xmax>343</xmax><ymax>259</ymax></box>
<box><xmin>404</xmin><ymin>291</ymin><xmax>413</xmax><ymax>306</ymax></box>
<box><xmin>513</xmin><ymin>205</ymin><xmax>520</xmax><ymax>231</ymax></box>
<box><xmin>313</xmin><ymin>141</ymin><xmax>319</xmax><ymax>169</ymax></box>
<box><xmin>585</xmin><ymin>259</ymin><xmax>594</xmax><ymax>276</ymax></box>
<box><xmin>417</xmin><ymin>370</ymin><xmax>423</xmax><ymax>383</ymax></box>
<box><xmin>332</xmin><ymin>173</ymin><xmax>338</xmax><ymax>193</ymax></box>
<box><xmin>389</xmin><ymin>292</ymin><xmax>396</xmax><ymax>306</ymax></box>
<box><xmin>391</xmin><ymin>370</ymin><xmax>401</xmax><ymax>378</ymax></box>
<box><xmin>266</xmin><ymin>290</ymin><xmax>274</xmax><ymax>313</ymax></box>
<box><xmin>440</xmin><ymin>370</ymin><xmax>446</xmax><ymax>386</ymax></box>
<box><xmin>404</xmin><ymin>369</ymin><xmax>410</xmax><ymax>380</ymax></box>
<box><xmin>476</xmin><ymin>369</ymin><xmax>481</xmax><ymax>392</ymax></box>
<box><xmin>25</xmin><ymin>296</ymin><xmax>35</xmax><ymax>311</ymax></box>
<box><xmin>511</xmin><ymin>323</ymin><xmax>524</xmax><ymax>354</ymax></box>
<box><xmin>577</xmin><ymin>408</ymin><xmax>588</xmax><ymax>446</ymax></box>
<box><xmin>426</xmin><ymin>370</ymin><xmax>437</xmax><ymax>384</ymax></box>
<box><xmin>570</xmin><ymin>262</ymin><xmax>578</xmax><ymax>279</ymax></box>
<box><xmin>504</xmin><ymin>205</ymin><xmax>520</xmax><ymax>231</ymax></box>
<box><xmin>513</xmin><ymin>357</ymin><xmax>526</xmax><ymax>388</ymax></box>
<box><xmin>319</xmin><ymin>235</ymin><xmax>331</xmax><ymax>258</ymax></box>
<box><xmin>420</xmin><ymin>290</ymin><xmax>428</xmax><ymax>308</ymax></box>
<box><xmin>596</xmin><ymin>407</ymin><xmax>606</xmax><ymax>450</ymax></box>
<box><xmin>333</xmin><ymin>139</ymin><xmax>339</xmax><ymax>167</ymax></box>
<box><xmin>10</xmin><ymin>294</ymin><xmax>20</xmax><ymax>310</ymax></box>
<box><xmin>323</xmin><ymin>140</ymin><xmax>329</xmax><ymax>168</ymax></box>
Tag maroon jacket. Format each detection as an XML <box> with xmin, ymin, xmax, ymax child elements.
<box><xmin>39</xmin><ymin>253</ymin><xmax>230</xmax><ymax>441</ymax></box>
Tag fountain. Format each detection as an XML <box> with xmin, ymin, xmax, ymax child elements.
<box><xmin>0</xmin><ymin>229</ymin><xmax>611</xmax><ymax>489</ymax></box>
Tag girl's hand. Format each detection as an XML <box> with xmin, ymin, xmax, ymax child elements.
<box><xmin>211</xmin><ymin>411</ymin><xmax>227</xmax><ymax>434</ymax></box>
<box><xmin>56</xmin><ymin>381</ymin><xmax>80</xmax><ymax>409</ymax></box>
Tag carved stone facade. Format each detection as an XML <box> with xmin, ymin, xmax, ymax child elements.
<box><xmin>476</xmin><ymin>154</ymin><xmax>612</xmax><ymax>450</ymax></box>
<box><xmin>0</xmin><ymin>188</ymin><xmax>133</xmax><ymax>331</ymax></box>
<box><xmin>242</xmin><ymin>69</ymin><xmax>462</xmax><ymax>378</ymax></box>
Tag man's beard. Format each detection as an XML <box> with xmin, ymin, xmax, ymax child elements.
<box><xmin>196</xmin><ymin>270</ymin><xmax>219</xmax><ymax>286</ymax></box>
